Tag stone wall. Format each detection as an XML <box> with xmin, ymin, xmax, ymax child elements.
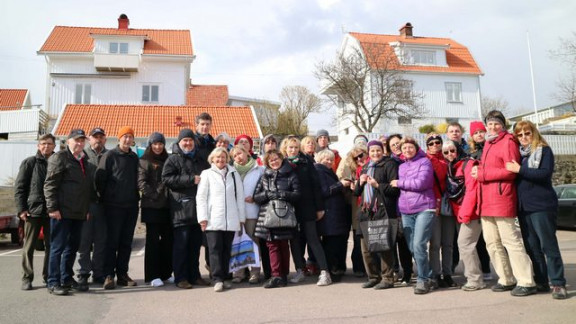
<box><xmin>553</xmin><ymin>155</ymin><xmax>576</xmax><ymax>185</ymax></box>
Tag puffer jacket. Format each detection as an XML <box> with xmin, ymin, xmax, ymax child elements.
<box><xmin>315</xmin><ymin>163</ymin><xmax>350</xmax><ymax>236</ymax></box>
<box><xmin>44</xmin><ymin>148</ymin><xmax>93</xmax><ymax>220</ymax></box>
<box><xmin>354</xmin><ymin>156</ymin><xmax>400</xmax><ymax>220</ymax></box>
<box><xmin>397</xmin><ymin>150</ymin><xmax>436</xmax><ymax>214</ymax></box>
<box><xmin>253</xmin><ymin>160</ymin><xmax>301</xmax><ymax>241</ymax></box>
<box><xmin>14</xmin><ymin>152</ymin><xmax>49</xmax><ymax>217</ymax></box>
<box><xmin>95</xmin><ymin>146</ymin><xmax>140</xmax><ymax>208</ymax></box>
<box><xmin>291</xmin><ymin>152</ymin><xmax>324</xmax><ymax>222</ymax></box>
<box><xmin>196</xmin><ymin>164</ymin><xmax>246</xmax><ymax>231</ymax></box>
<box><xmin>477</xmin><ymin>131</ymin><xmax>520</xmax><ymax>217</ymax></box>
<box><xmin>162</xmin><ymin>145</ymin><xmax>209</xmax><ymax>227</ymax></box>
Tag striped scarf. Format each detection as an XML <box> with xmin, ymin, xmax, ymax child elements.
<box><xmin>362</xmin><ymin>161</ymin><xmax>377</xmax><ymax>213</ymax></box>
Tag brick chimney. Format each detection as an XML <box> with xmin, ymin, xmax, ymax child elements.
<box><xmin>399</xmin><ymin>22</ymin><xmax>413</xmax><ymax>38</ymax></box>
<box><xmin>118</xmin><ymin>14</ymin><xmax>129</xmax><ymax>30</ymax></box>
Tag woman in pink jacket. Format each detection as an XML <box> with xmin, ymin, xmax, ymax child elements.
<box><xmin>471</xmin><ymin>110</ymin><xmax>536</xmax><ymax>297</ymax></box>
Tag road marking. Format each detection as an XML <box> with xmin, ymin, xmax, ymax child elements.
<box><xmin>0</xmin><ymin>248</ymin><xmax>22</xmax><ymax>256</ymax></box>
<box><xmin>135</xmin><ymin>246</ymin><xmax>145</xmax><ymax>256</ymax></box>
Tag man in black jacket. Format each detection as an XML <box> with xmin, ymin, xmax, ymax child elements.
<box><xmin>15</xmin><ymin>134</ymin><xmax>56</xmax><ymax>290</ymax></box>
<box><xmin>95</xmin><ymin>126</ymin><xmax>140</xmax><ymax>290</ymax></box>
<box><xmin>44</xmin><ymin>129</ymin><xmax>93</xmax><ymax>295</ymax></box>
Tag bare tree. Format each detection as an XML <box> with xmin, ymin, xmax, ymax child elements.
<box><xmin>551</xmin><ymin>32</ymin><xmax>576</xmax><ymax>112</ymax></box>
<box><xmin>253</xmin><ymin>102</ymin><xmax>280</xmax><ymax>136</ymax></box>
<box><xmin>315</xmin><ymin>43</ymin><xmax>424</xmax><ymax>133</ymax></box>
<box><xmin>276</xmin><ymin>85</ymin><xmax>323</xmax><ymax>136</ymax></box>
<box><xmin>480</xmin><ymin>95</ymin><xmax>511</xmax><ymax>118</ymax></box>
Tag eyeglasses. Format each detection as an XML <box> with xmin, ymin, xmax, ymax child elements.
<box><xmin>443</xmin><ymin>149</ymin><xmax>456</xmax><ymax>155</ymax></box>
<box><xmin>390</xmin><ymin>142</ymin><xmax>400</xmax><ymax>147</ymax></box>
<box><xmin>355</xmin><ymin>153</ymin><xmax>365</xmax><ymax>160</ymax></box>
<box><xmin>516</xmin><ymin>131</ymin><xmax>532</xmax><ymax>138</ymax></box>
<box><xmin>427</xmin><ymin>140</ymin><xmax>442</xmax><ymax>146</ymax></box>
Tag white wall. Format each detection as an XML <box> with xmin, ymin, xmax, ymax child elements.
<box><xmin>0</xmin><ymin>142</ymin><xmax>41</xmax><ymax>185</ymax></box>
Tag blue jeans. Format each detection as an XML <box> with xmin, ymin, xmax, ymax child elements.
<box><xmin>402</xmin><ymin>210</ymin><xmax>436</xmax><ymax>283</ymax></box>
<box><xmin>519</xmin><ymin>211</ymin><xmax>566</xmax><ymax>286</ymax></box>
<box><xmin>47</xmin><ymin>218</ymin><xmax>84</xmax><ymax>287</ymax></box>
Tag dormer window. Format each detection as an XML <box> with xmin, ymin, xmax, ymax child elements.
<box><xmin>109</xmin><ymin>42</ymin><xmax>129</xmax><ymax>54</ymax></box>
<box><xmin>405</xmin><ymin>50</ymin><xmax>436</xmax><ymax>65</ymax></box>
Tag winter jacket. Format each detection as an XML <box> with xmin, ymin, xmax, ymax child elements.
<box><xmin>196</xmin><ymin>165</ymin><xmax>246</xmax><ymax>231</ymax></box>
<box><xmin>44</xmin><ymin>148</ymin><xmax>93</xmax><ymax>220</ymax></box>
<box><xmin>95</xmin><ymin>146</ymin><xmax>140</xmax><ymax>208</ymax></box>
<box><xmin>240</xmin><ymin>163</ymin><xmax>265</xmax><ymax>220</ymax></box>
<box><xmin>138</xmin><ymin>157</ymin><xmax>169</xmax><ymax>215</ymax></box>
<box><xmin>477</xmin><ymin>131</ymin><xmax>520</xmax><ymax>217</ymax></box>
<box><xmin>162</xmin><ymin>145</ymin><xmax>209</xmax><ymax>228</ymax></box>
<box><xmin>14</xmin><ymin>152</ymin><xmax>50</xmax><ymax>217</ymax></box>
<box><xmin>427</xmin><ymin>151</ymin><xmax>448</xmax><ymax>200</ymax></box>
<box><xmin>195</xmin><ymin>133</ymin><xmax>216</xmax><ymax>165</ymax></box>
<box><xmin>516</xmin><ymin>146</ymin><xmax>558</xmax><ymax>213</ymax></box>
<box><xmin>291</xmin><ymin>152</ymin><xmax>325</xmax><ymax>222</ymax></box>
<box><xmin>253</xmin><ymin>160</ymin><xmax>301</xmax><ymax>241</ymax></box>
<box><xmin>354</xmin><ymin>156</ymin><xmax>400</xmax><ymax>220</ymax></box>
<box><xmin>458</xmin><ymin>159</ymin><xmax>480</xmax><ymax>224</ymax></box>
<box><xmin>85</xmin><ymin>146</ymin><xmax>108</xmax><ymax>202</ymax></box>
<box><xmin>397</xmin><ymin>150</ymin><xmax>436</xmax><ymax>215</ymax></box>
<box><xmin>447</xmin><ymin>158</ymin><xmax>466</xmax><ymax>218</ymax></box>
<box><xmin>315</xmin><ymin>163</ymin><xmax>350</xmax><ymax>236</ymax></box>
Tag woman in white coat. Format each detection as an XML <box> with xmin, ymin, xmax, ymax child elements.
<box><xmin>230</xmin><ymin>145</ymin><xmax>265</xmax><ymax>284</ymax></box>
<box><xmin>197</xmin><ymin>147</ymin><xmax>246</xmax><ymax>292</ymax></box>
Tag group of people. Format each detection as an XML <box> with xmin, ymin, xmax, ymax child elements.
<box><xmin>14</xmin><ymin>110</ymin><xmax>567</xmax><ymax>299</ymax></box>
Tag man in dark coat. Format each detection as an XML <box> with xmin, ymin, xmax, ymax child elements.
<box><xmin>15</xmin><ymin>133</ymin><xmax>56</xmax><ymax>290</ymax></box>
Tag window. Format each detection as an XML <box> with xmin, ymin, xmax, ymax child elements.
<box><xmin>398</xmin><ymin>116</ymin><xmax>412</xmax><ymax>125</ymax></box>
<box><xmin>109</xmin><ymin>42</ymin><xmax>129</xmax><ymax>54</ymax></box>
<box><xmin>393</xmin><ymin>80</ymin><xmax>413</xmax><ymax>100</ymax></box>
<box><xmin>405</xmin><ymin>50</ymin><xmax>436</xmax><ymax>65</ymax></box>
<box><xmin>74</xmin><ymin>84</ymin><xmax>92</xmax><ymax>104</ymax></box>
<box><xmin>142</xmin><ymin>85</ymin><xmax>159</xmax><ymax>103</ymax></box>
<box><xmin>445</xmin><ymin>82</ymin><xmax>462</xmax><ymax>103</ymax></box>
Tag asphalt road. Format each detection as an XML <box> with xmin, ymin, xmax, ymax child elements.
<box><xmin>0</xmin><ymin>230</ymin><xmax>575</xmax><ymax>324</ymax></box>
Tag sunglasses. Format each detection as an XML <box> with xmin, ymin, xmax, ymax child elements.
<box><xmin>427</xmin><ymin>140</ymin><xmax>442</xmax><ymax>146</ymax></box>
<box><xmin>355</xmin><ymin>153</ymin><xmax>365</xmax><ymax>160</ymax></box>
<box><xmin>516</xmin><ymin>131</ymin><xmax>532</xmax><ymax>138</ymax></box>
<box><xmin>443</xmin><ymin>149</ymin><xmax>456</xmax><ymax>155</ymax></box>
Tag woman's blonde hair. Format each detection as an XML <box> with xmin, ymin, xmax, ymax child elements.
<box><xmin>344</xmin><ymin>145</ymin><xmax>367</xmax><ymax>169</ymax></box>
<box><xmin>300</xmin><ymin>136</ymin><xmax>316</xmax><ymax>153</ymax></box>
<box><xmin>315</xmin><ymin>149</ymin><xmax>335</xmax><ymax>163</ymax></box>
<box><xmin>208</xmin><ymin>147</ymin><xmax>230</xmax><ymax>164</ymax></box>
<box><xmin>279</xmin><ymin>136</ymin><xmax>301</xmax><ymax>157</ymax></box>
<box><xmin>513</xmin><ymin>120</ymin><xmax>548</xmax><ymax>152</ymax></box>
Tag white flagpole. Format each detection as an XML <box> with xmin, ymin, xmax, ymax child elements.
<box><xmin>527</xmin><ymin>31</ymin><xmax>539</xmax><ymax>126</ymax></box>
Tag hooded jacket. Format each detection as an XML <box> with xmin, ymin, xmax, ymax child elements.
<box><xmin>397</xmin><ymin>150</ymin><xmax>436</xmax><ymax>215</ymax></box>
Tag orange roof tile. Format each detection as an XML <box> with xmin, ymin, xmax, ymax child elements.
<box><xmin>186</xmin><ymin>85</ymin><xmax>229</xmax><ymax>106</ymax></box>
<box><xmin>349</xmin><ymin>32</ymin><xmax>482</xmax><ymax>75</ymax></box>
<box><xmin>53</xmin><ymin>105</ymin><xmax>260</xmax><ymax>139</ymax></box>
<box><xmin>39</xmin><ymin>26</ymin><xmax>193</xmax><ymax>56</ymax></box>
<box><xmin>0</xmin><ymin>89</ymin><xmax>28</xmax><ymax>111</ymax></box>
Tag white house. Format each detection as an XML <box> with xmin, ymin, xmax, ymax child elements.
<box><xmin>0</xmin><ymin>89</ymin><xmax>48</xmax><ymax>141</ymax></box>
<box><xmin>37</xmin><ymin>14</ymin><xmax>195</xmax><ymax>119</ymax></box>
<box><xmin>322</xmin><ymin>23</ymin><xmax>483</xmax><ymax>141</ymax></box>
<box><xmin>510</xmin><ymin>101</ymin><xmax>576</xmax><ymax>133</ymax></box>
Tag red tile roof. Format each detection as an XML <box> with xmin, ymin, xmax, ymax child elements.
<box><xmin>53</xmin><ymin>105</ymin><xmax>261</xmax><ymax>139</ymax></box>
<box><xmin>186</xmin><ymin>85</ymin><xmax>229</xmax><ymax>106</ymax></box>
<box><xmin>349</xmin><ymin>32</ymin><xmax>482</xmax><ymax>75</ymax></box>
<box><xmin>39</xmin><ymin>26</ymin><xmax>193</xmax><ymax>56</ymax></box>
<box><xmin>0</xmin><ymin>89</ymin><xmax>28</xmax><ymax>111</ymax></box>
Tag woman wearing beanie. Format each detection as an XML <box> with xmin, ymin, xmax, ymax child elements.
<box><xmin>235</xmin><ymin>134</ymin><xmax>258</xmax><ymax>159</ymax></box>
<box><xmin>257</xmin><ymin>134</ymin><xmax>277</xmax><ymax>166</ymax></box>
<box><xmin>138</xmin><ymin>132</ymin><xmax>172</xmax><ymax>287</ymax></box>
<box><xmin>471</xmin><ymin>110</ymin><xmax>537</xmax><ymax>297</ymax></box>
<box><xmin>391</xmin><ymin>137</ymin><xmax>436</xmax><ymax>294</ymax></box>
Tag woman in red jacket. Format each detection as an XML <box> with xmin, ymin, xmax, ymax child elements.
<box><xmin>471</xmin><ymin>110</ymin><xmax>536</xmax><ymax>297</ymax></box>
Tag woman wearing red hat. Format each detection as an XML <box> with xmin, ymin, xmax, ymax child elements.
<box><xmin>235</xmin><ymin>135</ymin><xmax>258</xmax><ymax>160</ymax></box>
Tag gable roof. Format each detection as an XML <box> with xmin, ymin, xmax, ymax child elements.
<box><xmin>186</xmin><ymin>85</ymin><xmax>229</xmax><ymax>106</ymax></box>
<box><xmin>0</xmin><ymin>89</ymin><xmax>29</xmax><ymax>111</ymax></box>
<box><xmin>39</xmin><ymin>26</ymin><xmax>193</xmax><ymax>56</ymax></box>
<box><xmin>53</xmin><ymin>104</ymin><xmax>261</xmax><ymax>139</ymax></box>
<box><xmin>349</xmin><ymin>32</ymin><xmax>482</xmax><ymax>75</ymax></box>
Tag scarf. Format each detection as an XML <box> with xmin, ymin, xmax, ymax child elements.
<box><xmin>362</xmin><ymin>160</ymin><xmax>377</xmax><ymax>213</ymax></box>
<box><xmin>486</xmin><ymin>132</ymin><xmax>499</xmax><ymax>142</ymax></box>
<box><xmin>287</xmin><ymin>155</ymin><xmax>300</xmax><ymax>164</ymax></box>
<box><xmin>521</xmin><ymin>145</ymin><xmax>543</xmax><ymax>169</ymax></box>
<box><xmin>234</xmin><ymin>157</ymin><xmax>255</xmax><ymax>180</ymax></box>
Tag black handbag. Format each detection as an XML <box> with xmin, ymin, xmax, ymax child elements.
<box><xmin>263</xmin><ymin>199</ymin><xmax>297</xmax><ymax>228</ymax></box>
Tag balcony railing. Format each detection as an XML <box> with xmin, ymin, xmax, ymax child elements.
<box><xmin>94</xmin><ymin>53</ymin><xmax>140</xmax><ymax>72</ymax></box>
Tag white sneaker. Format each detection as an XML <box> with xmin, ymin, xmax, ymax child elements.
<box><xmin>290</xmin><ymin>269</ymin><xmax>306</xmax><ymax>284</ymax></box>
<box><xmin>164</xmin><ymin>276</ymin><xmax>175</xmax><ymax>284</ymax></box>
<box><xmin>317</xmin><ymin>270</ymin><xmax>332</xmax><ymax>286</ymax></box>
<box><xmin>483</xmin><ymin>273</ymin><xmax>494</xmax><ymax>281</ymax></box>
<box><xmin>214</xmin><ymin>282</ymin><xmax>224</xmax><ymax>292</ymax></box>
<box><xmin>150</xmin><ymin>278</ymin><xmax>164</xmax><ymax>287</ymax></box>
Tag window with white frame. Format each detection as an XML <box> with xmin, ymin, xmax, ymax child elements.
<box><xmin>109</xmin><ymin>42</ymin><xmax>129</xmax><ymax>54</ymax></box>
<box><xmin>74</xmin><ymin>84</ymin><xmax>92</xmax><ymax>104</ymax></box>
<box><xmin>405</xmin><ymin>50</ymin><xmax>436</xmax><ymax>65</ymax></box>
<box><xmin>445</xmin><ymin>82</ymin><xmax>462</xmax><ymax>103</ymax></box>
<box><xmin>142</xmin><ymin>85</ymin><xmax>159</xmax><ymax>103</ymax></box>
<box><xmin>398</xmin><ymin>116</ymin><xmax>412</xmax><ymax>125</ymax></box>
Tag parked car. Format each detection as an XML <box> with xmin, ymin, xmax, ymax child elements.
<box><xmin>0</xmin><ymin>214</ymin><xmax>23</xmax><ymax>245</ymax></box>
<box><xmin>554</xmin><ymin>184</ymin><xmax>576</xmax><ymax>229</ymax></box>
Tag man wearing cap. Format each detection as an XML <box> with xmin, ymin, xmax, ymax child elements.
<box><xmin>15</xmin><ymin>133</ymin><xmax>56</xmax><ymax>290</ymax></box>
<box><xmin>316</xmin><ymin>129</ymin><xmax>341</xmax><ymax>172</ymax></box>
<box><xmin>76</xmin><ymin>127</ymin><xmax>108</xmax><ymax>286</ymax></box>
<box><xmin>44</xmin><ymin>129</ymin><xmax>93</xmax><ymax>295</ymax></box>
<box><xmin>95</xmin><ymin>126</ymin><xmax>140</xmax><ymax>289</ymax></box>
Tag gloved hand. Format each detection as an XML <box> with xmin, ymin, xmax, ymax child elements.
<box><xmin>266</xmin><ymin>190</ymin><xmax>279</xmax><ymax>200</ymax></box>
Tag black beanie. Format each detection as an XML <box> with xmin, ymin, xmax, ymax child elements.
<box><xmin>177</xmin><ymin>128</ymin><xmax>195</xmax><ymax>143</ymax></box>
<box><xmin>148</xmin><ymin>132</ymin><xmax>166</xmax><ymax>145</ymax></box>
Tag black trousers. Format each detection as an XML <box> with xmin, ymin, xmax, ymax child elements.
<box><xmin>104</xmin><ymin>205</ymin><xmax>138</xmax><ymax>277</ymax></box>
<box><xmin>205</xmin><ymin>230</ymin><xmax>235</xmax><ymax>282</ymax></box>
<box><xmin>321</xmin><ymin>234</ymin><xmax>348</xmax><ymax>273</ymax></box>
<box><xmin>172</xmin><ymin>224</ymin><xmax>203</xmax><ymax>284</ymax></box>
<box><xmin>143</xmin><ymin>214</ymin><xmax>173</xmax><ymax>282</ymax></box>
<box><xmin>351</xmin><ymin>233</ymin><xmax>366</xmax><ymax>273</ymax></box>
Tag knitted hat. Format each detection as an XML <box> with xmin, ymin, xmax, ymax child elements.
<box><xmin>353</xmin><ymin>134</ymin><xmax>368</xmax><ymax>146</ymax></box>
<box><xmin>148</xmin><ymin>132</ymin><xmax>166</xmax><ymax>145</ymax></box>
<box><xmin>234</xmin><ymin>134</ymin><xmax>253</xmax><ymax>150</ymax></box>
<box><xmin>469</xmin><ymin>121</ymin><xmax>487</xmax><ymax>135</ymax></box>
<box><xmin>316</xmin><ymin>129</ymin><xmax>329</xmax><ymax>141</ymax></box>
<box><xmin>484</xmin><ymin>110</ymin><xmax>507</xmax><ymax>127</ymax></box>
<box><xmin>177</xmin><ymin>128</ymin><xmax>195</xmax><ymax>143</ymax></box>
<box><xmin>367</xmin><ymin>140</ymin><xmax>383</xmax><ymax>150</ymax></box>
<box><xmin>117</xmin><ymin>126</ymin><xmax>135</xmax><ymax>139</ymax></box>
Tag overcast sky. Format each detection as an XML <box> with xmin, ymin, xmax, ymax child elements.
<box><xmin>1</xmin><ymin>0</ymin><xmax>575</xmax><ymax>132</ymax></box>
